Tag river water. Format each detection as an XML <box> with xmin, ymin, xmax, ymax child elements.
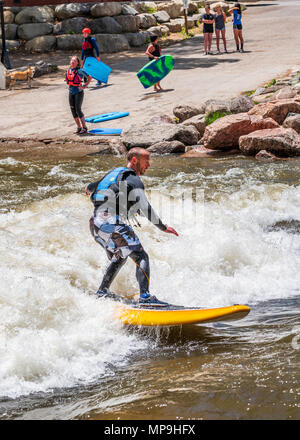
<box><xmin>0</xmin><ymin>154</ymin><xmax>299</xmax><ymax>420</ymax></box>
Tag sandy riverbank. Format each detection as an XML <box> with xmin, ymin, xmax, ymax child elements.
<box><xmin>1</xmin><ymin>0</ymin><xmax>300</xmax><ymax>159</ymax></box>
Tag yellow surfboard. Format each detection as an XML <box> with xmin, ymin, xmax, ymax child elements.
<box><xmin>115</xmin><ymin>303</ymin><xmax>250</xmax><ymax>327</ymax></box>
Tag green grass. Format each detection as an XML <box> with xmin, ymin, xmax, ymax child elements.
<box><xmin>244</xmin><ymin>90</ymin><xmax>255</xmax><ymax>97</ymax></box>
<box><xmin>266</xmin><ymin>78</ymin><xmax>276</xmax><ymax>88</ymax></box>
<box><xmin>205</xmin><ymin>111</ymin><xmax>232</xmax><ymax>125</ymax></box>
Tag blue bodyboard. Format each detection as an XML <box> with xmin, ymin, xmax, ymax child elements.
<box><xmin>88</xmin><ymin>128</ymin><xmax>122</xmax><ymax>136</ymax></box>
<box><xmin>85</xmin><ymin>112</ymin><xmax>129</xmax><ymax>123</ymax></box>
<box><xmin>83</xmin><ymin>57</ymin><xmax>112</xmax><ymax>83</ymax></box>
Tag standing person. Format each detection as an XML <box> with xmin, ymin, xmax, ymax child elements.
<box><xmin>201</xmin><ymin>5</ymin><xmax>215</xmax><ymax>55</ymax></box>
<box><xmin>215</xmin><ymin>4</ymin><xmax>227</xmax><ymax>54</ymax></box>
<box><xmin>145</xmin><ymin>35</ymin><xmax>162</xmax><ymax>92</ymax></box>
<box><xmin>229</xmin><ymin>3</ymin><xmax>244</xmax><ymax>52</ymax></box>
<box><xmin>80</xmin><ymin>27</ymin><xmax>102</xmax><ymax>86</ymax></box>
<box><xmin>65</xmin><ymin>56</ymin><xmax>91</xmax><ymax>135</ymax></box>
<box><xmin>86</xmin><ymin>148</ymin><xmax>179</xmax><ymax>306</ymax></box>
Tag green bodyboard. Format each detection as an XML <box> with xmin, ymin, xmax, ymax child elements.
<box><xmin>137</xmin><ymin>55</ymin><xmax>174</xmax><ymax>89</ymax></box>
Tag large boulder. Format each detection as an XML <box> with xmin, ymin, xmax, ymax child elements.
<box><xmin>173</xmin><ymin>104</ymin><xmax>205</xmax><ymax>122</ymax></box>
<box><xmin>121</xmin><ymin>4</ymin><xmax>138</xmax><ymax>16</ymax></box>
<box><xmin>133</xmin><ymin>2</ymin><xmax>157</xmax><ymax>14</ymax></box>
<box><xmin>4</xmin><ymin>10</ymin><xmax>15</xmax><ymax>24</ymax></box>
<box><xmin>182</xmin><ymin>114</ymin><xmax>206</xmax><ymax>137</ymax></box>
<box><xmin>205</xmin><ymin>99</ymin><xmax>231</xmax><ymax>116</ymax></box>
<box><xmin>272</xmin><ymin>86</ymin><xmax>297</xmax><ymax>100</ymax></box>
<box><xmin>15</xmin><ymin>6</ymin><xmax>54</xmax><ymax>24</ymax></box>
<box><xmin>0</xmin><ymin>24</ymin><xmax>18</xmax><ymax>40</ymax></box>
<box><xmin>114</xmin><ymin>15</ymin><xmax>140</xmax><ymax>33</ymax></box>
<box><xmin>137</xmin><ymin>13</ymin><xmax>157</xmax><ymax>29</ymax></box>
<box><xmin>126</xmin><ymin>31</ymin><xmax>150</xmax><ymax>47</ymax></box>
<box><xmin>55</xmin><ymin>3</ymin><xmax>91</xmax><ymax>20</ymax></box>
<box><xmin>153</xmin><ymin>11</ymin><xmax>170</xmax><ymax>23</ymax></box>
<box><xmin>123</xmin><ymin>122</ymin><xmax>199</xmax><ymax>148</ymax></box>
<box><xmin>239</xmin><ymin>128</ymin><xmax>300</xmax><ymax>157</ymax></box>
<box><xmin>165</xmin><ymin>20</ymin><xmax>182</xmax><ymax>33</ymax></box>
<box><xmin>248</xmin><ymin>98</ymin><xmax>300</xmax><ymax>125</ymax></box>
<box><xmin>156</xmin><ymin>2</ymin><xmax>182</xmax><ymax>19</ymax></box>
<box><xmin>147</xmin><ymin>25</ymin><xmax>164</xmax><ymax>37</ymax></box>
<box><xmin>90</xmin><ymin>2</ymin><xmax>122</xmax><ymax>17</ymax></box>
<box><xmin>202</xmin><ymin>113</ymin><xmax>279</xmax><ymax>150</ymax></box>
<box><xmin>147</xmin><ymin>140</ymin><xmax>185</xmax><ymax>154</ymax></box>
<box><xmin>18</xmin><ymin>23</ymin><xmax>53</xmax><ymax>40</ymax></box>
<box><xmin>229</xmin><ymin>95</ymin><xmax>255</xmax><ymax>114</ymax></box>
<box><xmin>283</xmin><ymin>113</ymin><xmax>300</xmax><ymax>134</ymax></box>
<box><xmin>25</xmin><ymin>35</ymin><xmax>56</xmax><ymax>52</ymax></box>
<box><xmin>53</xmin><ymin>17</ymin><xmax>89</xmax><ymax>35</ymax></box>
<box><xmin>56</xmin><ymin>34</ymin><xmax>82</xmax><ymax>50</ymax></box>
<box><xmin>94</xmin><ymin>34</ymin><xmax>130</xmax><ymax>53</ymax></box>
<box><xmin>90</xmin><ymin>17</ymin><xmax>122</xmax><ymax>34</ymax></box>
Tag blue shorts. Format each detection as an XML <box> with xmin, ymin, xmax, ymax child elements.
<box><xmin>216</xmin><ymin>26</ymin><xmax>225</xmax><ymax>31</ymax></box>
<box><xmin>233</xmin><ymin>24</ymin><xmax>243</xmax><ymax>30</ymax></box>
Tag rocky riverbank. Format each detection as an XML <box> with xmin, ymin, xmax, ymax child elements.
<box><xmin>1</xmin><ymin>67</ymin><xmax>299</xmax><ymax>161</ymax></box>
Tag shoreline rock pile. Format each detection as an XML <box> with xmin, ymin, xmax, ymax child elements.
<box><xmin>122</xmin><ymin>69</ymin><xmax>300</xmax><ymax>159</ymax></box>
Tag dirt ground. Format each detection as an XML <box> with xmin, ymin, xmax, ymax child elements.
<box><xmin>1</xmin><ymin>0</ymin><xmax>300</xmax><ymax>159</ymax></box>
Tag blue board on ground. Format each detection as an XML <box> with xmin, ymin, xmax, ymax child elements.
<box><xmin>85</xmin><ymin>111</ymin><xmax>129</xmax><ymax>123</ymax></box>
<box><xmin>88</xmin><ymin>128</ymin><xmax>122</xmax><ymax>136</ymax></box>
<box><xmin>83</xmin><ymin>57</ymin><xmax>112</xmax><ymax>83</ymax></box>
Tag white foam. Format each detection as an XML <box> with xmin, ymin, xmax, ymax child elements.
<box><xmin>0</xmin><ymin>180</ymin><xmax>299</xmax><ymax>398</ymax></box>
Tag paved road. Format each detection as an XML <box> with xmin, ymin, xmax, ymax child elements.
<box><xmin>1</xmin><ymin>0</ymin><xmax>300</xmax><ymax>139</ymax></box>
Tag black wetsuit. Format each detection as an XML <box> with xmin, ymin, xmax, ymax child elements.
<box><xmin>87</xmin><ymin>168</ymin><xmax>166</xmax><ymax>295</ymax></box>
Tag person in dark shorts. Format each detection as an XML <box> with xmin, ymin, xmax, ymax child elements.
<box><xmin>80</xmin><ymin>27</ymin><xmax>102</xmax><ymax>86</ymax></box>
<box><xmin>202</xmin><ymin>5</ymin><xmax>215</xmax><ymax>55</ymax></box>
<box><xmin>145</xmin><ymin>35</ymin><xmax>162</xmax><ymax>92</ymax></box>
<box><xmin>85</xmin><ymin>148</ymin><xmax>179</xmax><ymax>306</ymax></box>
<box><xmin>229</xmin><ymin>3</ymin><xmax>244</xmax><ymax>52</ymax></box>
<box><xmin>65</xmin><ymin>56</ymin><xmax>91</xmax><ymax>134</ymax></box>
<box><xmin>215</xmin><ymin>4</ymin><xmax>228</xmax><ymax>53</ymax></box>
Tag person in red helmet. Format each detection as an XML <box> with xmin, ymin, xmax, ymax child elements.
<box><xmin>81</xmin><ymin>27</ymin><xmax>102</xmax><ymax>86</ymax></box>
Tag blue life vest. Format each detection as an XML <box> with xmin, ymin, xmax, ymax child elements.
<box><xmin>92</xmin><ymin>167</ymin><xmax>129</xmax><ymax>203</ymax></box>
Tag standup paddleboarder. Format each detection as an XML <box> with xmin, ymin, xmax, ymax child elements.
<box><xmin>85</xmin><ymin>148</ymin><xmax>178</xmax><ymax>306</ymax></box>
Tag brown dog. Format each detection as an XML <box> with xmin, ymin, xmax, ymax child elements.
<box><xmin>7</xmin><ymin>65</ymin><xmax>35</xmax><ymax>90</ymax></box>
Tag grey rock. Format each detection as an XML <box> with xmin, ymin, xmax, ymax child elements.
<box><xmin>147</xmin><ymin>26</ymin><xmax>164</xmax><ymax>37</ymax></box>
<box><xmin>156</xmin><ymin>2</ymin><xmax>183</xmax><ymax>19</ymax></box>
<box><xmin>147</xmin><ymin>141</ymin><xmax>185</xmax><ymax>154</ymax></box>
<box><xmin>55</xmin><ymin>3</ymin><xmax>91</xmax><ymax>20</ymax></box>
<box><xmin>153</xmin><ymin>11</ymin><xmax>170</xmax><ymax>23</ymax></box>
<box><xmin>182</xmin><ymin>114</ymin><xmax>206</xmax><ymax>136</ymax></box>
<box><xmin>15</xmin><ymin>6</ymin><xmax>54</xmax><ymax>24</ymax></box>
<box><xmin>94</xmin><ymin>34</ymin><xmax>130</xmax><ymax>53</ymax></box>
<box><xmin>56</xmin><ymin>34</ymin><xmax>82</xmax><ymax>51</ymax></box>
<box><xmin>114</xmin><ymin>15</ymin><xmax>140</xmax><ymax>33</ymax></box>
<box><xmin>53</xmin><ymin>17</ymin><xmax>89</xmax><ymax>35</ymax></box>
<box><xmin>205</xmin><ymin>99</ymin><xmax>231</xmax><ymax>116</ymax></box>
<box><xmin>25</xmin><ymin>35</ymin><xmax>56</xmax><ymax>53</ymax></box>
<box><xmin>126</xmin><ymin>31</ymin><xmax>150</xmax><ymax>47</ymax></box>
<box><xmin>0</xmin><ymin>24</ymin><xmax>18</xmax><ymax>40</ymax></box>
<box><xmin>18</xmin><ymin>23</ymin><xmax>53</xmax><ymax>41</ymax></box>
<box><xmin>123</xmin><ymin>122</ymin><xmax>199</xmax><ymax>148</ymax></box>
<box><xmin>0</xmin><ymin>40</ymin><xmax>20</xmax><ymax>50</ymax></box>
<box><xmin>173</xmin><ymin>104</ymin><xmax>206</xmax><ymax>122</ymax></box>
<box><xmin>229</xmin><ymin>95</ymin><xmax>255</xmax><ymax>114</ymax></box>
<box><xmin>165</xmin><ymin>20</ymin><xmax>182</xmax><ymax>33</ymax></box>
<box><xmin>90</xmin><ymin>17</ymin><xmax>122</xmax><ymax>34</ymax></box>
<box><xmin>283</xmin><ymin>113</ymin><xmax>300</xmax><ymax>134</ymax></box>
<box><xmin>91</xmin><ymin>2</ymin><xmax>122</xmax><ymax>18</ymax></box>
<box><xmin>137</xmin><ymin>13</ymin><xmax>157</xmax><ymax>30</ymax></box>
<box><xmin>121</xmin><ymin>5</ymin><xmax>138</xmax><ymax>16</ymax></box>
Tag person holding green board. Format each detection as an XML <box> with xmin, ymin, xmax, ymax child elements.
<box><xmin>145</xmin><ymin>35</ymin><xmax>163</xmax><ymax>92</ymax></box>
